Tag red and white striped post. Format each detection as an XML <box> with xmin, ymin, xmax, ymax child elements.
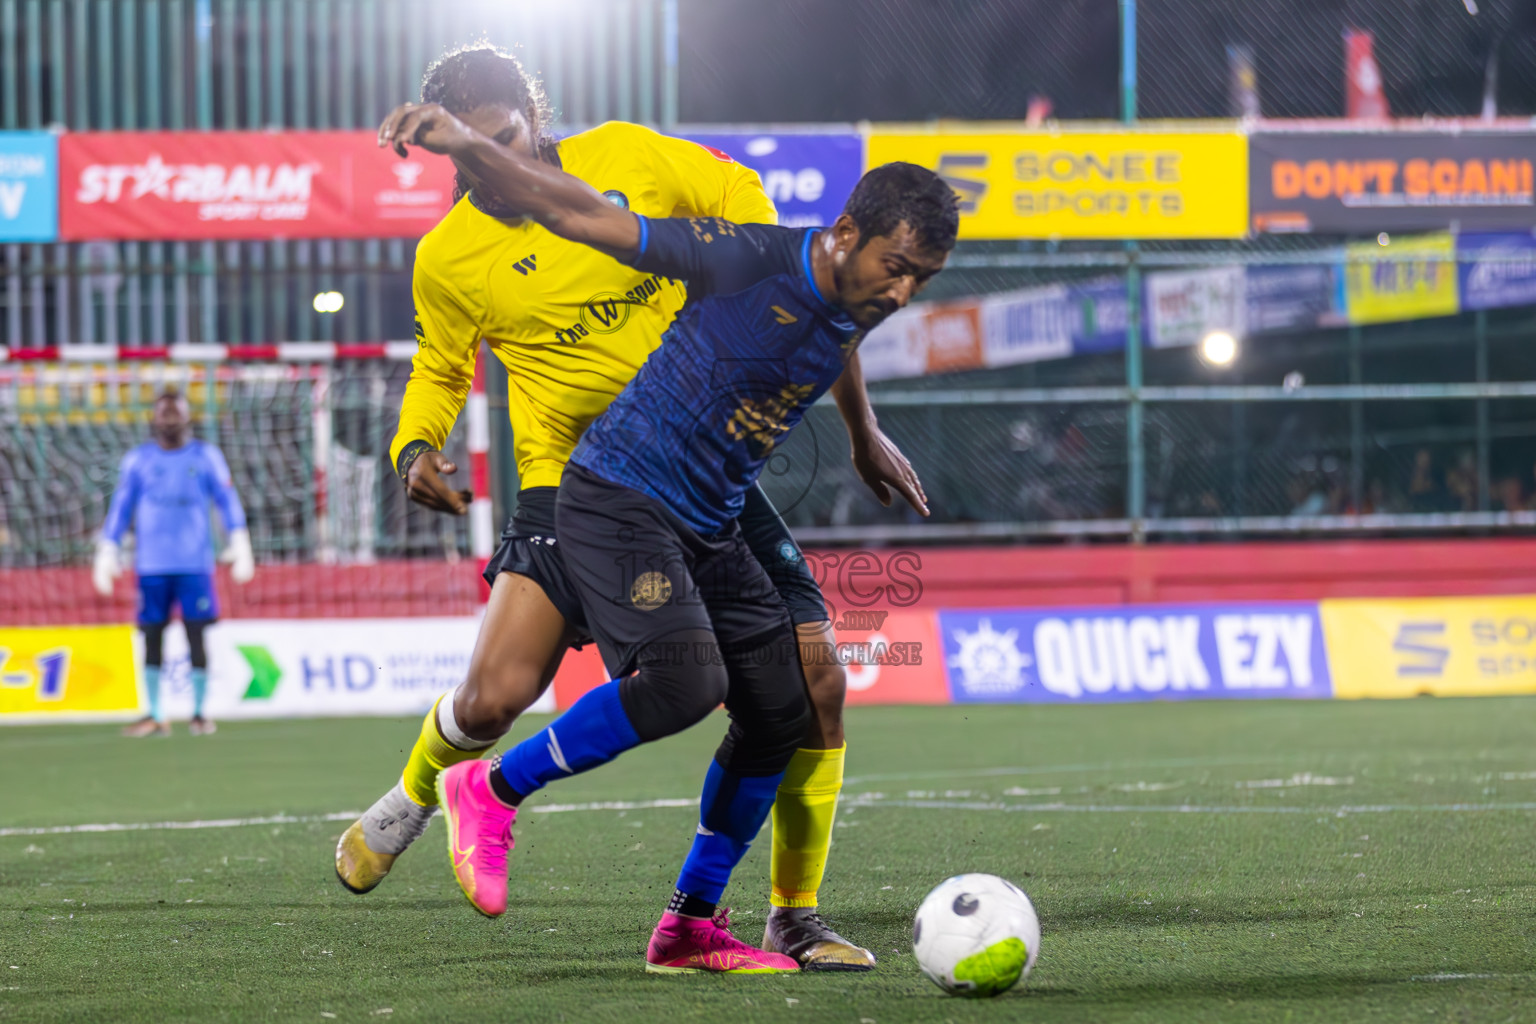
<box><xmin>466</xmin><ymin>344</ymin><xmax>496</xmax><ymax>569</ymax></box>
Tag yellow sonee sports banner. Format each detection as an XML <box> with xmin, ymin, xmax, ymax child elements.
<box><xmin>866</xmin><ymin>125</ymin><xmax>1249</xmax><ymax>240</ymax></box>
<box><xmin>0</xmin><ymin>625</ymin><xmax>141</xmax><ymax>721</ymax></box>
<box><xmin>1320</xmin><ymin>595</ymin><xmax>1536</xmax><ymax>699</ymax></box>
<box><xmin>1343</xmin><ymin>232</ymin><xmax>1460</xmax><ymax>326</ymax></box>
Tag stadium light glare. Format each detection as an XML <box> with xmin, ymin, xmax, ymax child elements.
<box><xmin>1199</xmin><ymin>331</ymin><xmax>1238</xmax><ymax>368</ymax></box>
<box><xmin>313</xmin><ymin>291</ymin><xmax>345</xmax><ymax>314</ymax></box>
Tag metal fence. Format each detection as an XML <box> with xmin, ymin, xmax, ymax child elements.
<box><xmin>0</xmin><ymin>360</ymin><xmax>470</xmax><ymax>568</ymax></box>
<box><xmin>0</xmin><ymin>0</ymin><xmax>674</xmax><ymax>350</ymax></box>
<box><xmin>765</xmin><ymin>242</ymin><xmax>1536</xmax><ymax>544</ymax></box>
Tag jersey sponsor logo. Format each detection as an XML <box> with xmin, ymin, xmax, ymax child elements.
<box><xmin>725</xmin><ymin>382</ymin><xmax>817</xmax><ymax>458</ymax></box>
<box><xmin>579</xmin><ymin>292</ymin><xmax>634</xmax><ymax>334</ymax></box>
<box><xmin>630</xmin><ymin>571</ymin><xmax>673</xmax><ymax>610</ymax></box>
<box><xmin>512</xmin><ymin>253</ymin><xmax>538</xmax><ymax>276</ymax></box>
<box><xmin>601</xmin><ymin>189</ymin><xmax>629</xmax><ymax>209</ymax></box>
<box><xmin>551</xmin><ymin>275</ymin><xmax>671</xmax><ymax>344</ymax></box>
<box><xmin>770</xmin><ymin>305</ymin><xmax>798</xmax><ymax>325</ymax></box>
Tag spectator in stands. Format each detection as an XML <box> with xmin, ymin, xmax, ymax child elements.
<box><xmin>1407</xmin><ymin>448</ymin><xmax>1448</xmax><ymax>513</ymax></box>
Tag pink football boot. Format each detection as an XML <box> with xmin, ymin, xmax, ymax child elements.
<box><xmin>435</xmin><ymin>760</ymin><xmax>516</xmax><ymax>917</ymax></box>
<box><xmin>646</xmin><ymin>909</ymin><xmax>800</xmax><ymax>974</ymax></box>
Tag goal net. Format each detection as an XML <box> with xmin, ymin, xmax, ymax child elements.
<box><xmin>0</xmin><ymin>351</ymin><xmax>482</xmax><ymax>626</ymax></box>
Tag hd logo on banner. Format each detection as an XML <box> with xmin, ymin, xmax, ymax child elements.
<box><xmin>866</xmin><ymin>126</ymin><xmax>1247</xmax><ymax>240</ymax></box>
<box><xmin>149</xmin><ymin>617</ymin><xmax>560</xmax><ymax>720</ymax></box>
<box><xmin>0</xmin><ymin>131</ymin><xmax>59</xmax><ymax>242</ymax></box>
<box><xmin>939</xmin><ymin>605</ymin><xmax>1332</xmax><ymax>703</ymax></box>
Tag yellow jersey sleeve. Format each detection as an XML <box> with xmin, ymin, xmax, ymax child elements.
<box><xmin>388</xmin><ymin>232</ymin><xmax>485</xmax><ymax>471</ymax></box>
<box><xmin>606</xmin><ymin>122</ymin><xmax>778</xmax><ymax>226</ymax></box>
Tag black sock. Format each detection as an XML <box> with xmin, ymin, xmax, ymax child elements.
<box><xmin>487</xmin><ymin>755</ymin><xmax>527</xmax><ymax>807</ymax></box>
<box><xmin>667</xmin><ymin>888</ymin><xmax>716</xmax><ymax>919</ymax></box>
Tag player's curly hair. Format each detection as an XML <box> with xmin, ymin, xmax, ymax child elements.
<box><xmin>421</xmin><ymin>43</ymin><xmax>558</xmax><ymax>202</ymax></box>
<box><xmin>842</xmin><ymin>162</ymin><xmax>960</xmax><ymax>254</ymax></box>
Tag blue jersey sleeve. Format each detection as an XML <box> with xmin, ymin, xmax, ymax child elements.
<box><xmin>101</xmin><ymin>449</ymin><xmax>142</xmax><ymax>543</ymax></box>
<box><xmin>629</xmin><ymin>217</ymin><xmax>801</xmax><ymax>298</ymax></box>
<box><xmin>200</xmin><ymin>444</ymin><xmax>248</xmax><ymax>532</ymax></box>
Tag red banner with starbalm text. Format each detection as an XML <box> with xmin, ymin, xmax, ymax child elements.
<box><xmin>58</xmin><ymin>131</ymin><xmax>456</xmax><ymax>240</ymax></box>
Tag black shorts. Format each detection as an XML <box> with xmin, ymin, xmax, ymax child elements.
<box><xmin>482</xmin><ymin>481</ymin><xmax>829</xmax><ymax>642</ymax></box>
<box><xmin>480</xmin><ymin>487</ymin><xmax>590</xmax><ymax>639</ymax></box>
<box><xmin>738</xmin><ymin>484</ymin><xmax>828</xmax><ymax>628</ymax></box>
<box><xmin>555</xmin><ymin>464</ymin><xmax>793</xmax><ymax>678</ymax></box>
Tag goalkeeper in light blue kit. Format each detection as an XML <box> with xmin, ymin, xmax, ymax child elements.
<box><xmin>93</xmin><ymin>390</ymin><xmax>254</xmax><ymax>737</ymax></box>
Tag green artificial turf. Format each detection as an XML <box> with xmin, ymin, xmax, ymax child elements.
<box><xmin>2</xmin><ymin>699</ymin><xmax>1535</xmax><ymax>1023</ymax></box>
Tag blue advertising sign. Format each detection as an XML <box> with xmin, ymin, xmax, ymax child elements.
<box><xmin>0</xmin><ymin>132</ymin><xmax>58</xmax><ymax>242</ymax></box>
<box><xmin>678</xmin><ymin>131</ymin><xmax>862</xmax><ymax>228</ymax></box>
<box><xmin>939</xmin><ymin>604</ymin><xmax>1333</xmax><ymax>704</ymax></box>
<box><xmin>1246</xmin><ymin>264</ymin><xmax>1341</xmax><ymax>334</ymax></box>
<box><xmin>1457</xmin><ymin>232</ymin><xmax>1536</xmax><ymax>312</ymax></box>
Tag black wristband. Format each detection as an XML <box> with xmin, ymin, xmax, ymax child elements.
<box><xmin>396</xmin><ymin>440</ymin><xmax>436</xmax><ymax>482</ymax></box>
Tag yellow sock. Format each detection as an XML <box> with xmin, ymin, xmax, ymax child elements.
<box><xmin>400</xmin><ymin>696</ymin><xmax>489</xmax><ymax>807</ymax></box>
<box><xmin>769</xmin><ymin>744</ymin><xmax>845</xmax><ymax>909</ymax></box>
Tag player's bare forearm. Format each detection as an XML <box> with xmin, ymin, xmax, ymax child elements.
<box><xmin>832</xmin><ymin>353</ymin><xmax>930</xmax><ymax>516</ymax></box>
<box><xmin>377</xmin><ymin>103</ymin><xmax>640</xmax><ymax>259</ymax></box>
<box><xmin>831</xmin><ymin>352</ymin><xmax>878</xmax><ymax>442</ymax></box>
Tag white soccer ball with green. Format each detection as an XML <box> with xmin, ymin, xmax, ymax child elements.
<box><xmin>912</xmin><ymin>873</ymin><xmax>1040</xmax><ymax>998</ymax></box>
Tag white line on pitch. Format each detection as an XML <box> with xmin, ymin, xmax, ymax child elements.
<box><xmin>842</xmin><ymin>796</ymin><xmax>1536</xmax><ymax>814</ymax></box>
<box><xmin>1410</xmin><ymin>973</ymin><xmax>1531</xmax><ymax>982</ymax></box>
<box><xmin>8</xmin><ymin>794</ymin><xmax>1536</xmax><ymax>840</ymax></box>
<box><xmin>0</xmin><ymin>811</ymin><xmax>361</xmax><ymax>838</ymax></box>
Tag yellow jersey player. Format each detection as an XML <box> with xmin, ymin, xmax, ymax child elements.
<box><xmin>334</xmin><ymin>46</ymin><xmax>928</xmax><ymax>970</ymax></box>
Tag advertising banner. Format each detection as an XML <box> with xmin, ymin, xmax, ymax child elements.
<box><xmin>1320</xmin><ymin>595</ymin><xmax>1536</xmax><ymax>699</ymax></box>
<box><xmin>153</xmin><ymin>617</ymin><xmax>555</xmax><ymax>721</ymax></box>
<box><xmin>836</xmin><ymin>609</ymin><xmax>950</xmax><ymax>706</ymax></box>
<box><xmin>0</xmin><ymin>132</ymin><xmax>59</xmax><ymax>242</ymax></box>
<box><xmin>1250</xmin><ymin>131</ymin><xmax>1536</xmax><ymax>234</ymax></box>
<box><xmin>58</xmin><ymin>132</ymin><xmax>456</xmax><ymax>241</ymax></box>
<box><xmin>1457</xmin><ymin>232</ymin><xmax>1536</xmax><ymax>312</ymax></box>
<box><xmin>0</xmin><ymin>624</ymin><xmax>140</xmax><ymax>722</ymax></box>
<box><xmin>1245</xmin><ymin>263</ymin><xmax>1342</xmax><ymax>333</ymax></box>
<box><xmin>1343</xmin><ymin>232</ymin><xmax>1459</xmax><ymax>325</ymax></box>
<box><xmin>678</xmin><ymin>131</ymin><xmax>862</xmax><ymax>228</ymax></box>
<box><xmin>939</xmin><ymin>604</ymin><xmax>1333</xmax><ymax>704</ymax></box>
<box><xmin>866</xmin><ymin>128</ymin><xmax>1248</xmax><ymax>239</ymax></box>
<box><xmin>860</xmin><ymin>276</ymin><xmax>1128</xmax><ymax>382</ymax></box>
<box><xmin>1146</xmin><ymin>266</ymin><xmax>1247</xmax><ymax>349</ymax></box>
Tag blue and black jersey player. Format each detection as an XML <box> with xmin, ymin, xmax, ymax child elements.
<box><xmin>94</xmin><ymin>391</ymin><xmax>254</xmax><ymax>737</ymax></box>
<box><xmin>381</xmin><ymin>102</ymin><xmax>956</xmax><ymax>971</ymax></box>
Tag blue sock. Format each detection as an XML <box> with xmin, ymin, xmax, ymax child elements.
<box><xmin>144</xmin><ymin>665</ymin><xmax>163</xmax><ymax>722</ymax></box>
<box><xmin>190</xmin><ymin>668</ymin><xmax>208</xmax><ymax>719</ymax></box>
<box><xmin>674</xmin><ymin>760</ymin><xmax>787</xmax><ymax>906</ymax></box>
<box><xmin>495</xmin><ymin>680</ymin><xmax>640</xmax><ymax>799</ymax></box>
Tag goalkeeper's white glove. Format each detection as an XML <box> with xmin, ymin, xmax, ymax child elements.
<box><xmin>221</xmin><ymin>528</ymin><xmax>256</xmax><ymax>584</ymax></box>
<box><xmin>91</xmin><ymin>539</ymin><xmax>122</xmax><ymax>597</ymax></box>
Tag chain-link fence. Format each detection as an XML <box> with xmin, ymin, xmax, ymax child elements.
<box><xmin>762</xmin><ymin>240</ymin><xmax>1536</xmax><ymax>543</ymax></box>
<box><xmin>0</xmin><ymin>360</ymin><xmax>470</xmax><ymax>570</ymax></box>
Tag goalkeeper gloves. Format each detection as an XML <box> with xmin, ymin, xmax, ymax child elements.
<box><xmin>221</xmin><ymin>528</ymin><xmax>256</xmax><ymax>584</ymax></box>
<box><xmin>91</xmin><ymin>539</ymin><xmax>122</xmax><ymax>597</ymax></box>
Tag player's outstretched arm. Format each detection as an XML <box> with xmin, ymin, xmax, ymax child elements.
<box><xmin>93</xmin><ymin>451</ymin><xmax>139</xmax><ymax>596</ymax></box>
<box><xmin>831</xmin><ymin>352</ymin><xmax>930</xmax><ymax>517</ymax></box>
<box><xmin>378</xmin><ymin>103</ymin><xmax>641</xmax><ymax>260</ymax></box>
<box><xmin>204</xmin><ymin>445</ymin><xmax>255</xmax><ymax>584</ymax></box>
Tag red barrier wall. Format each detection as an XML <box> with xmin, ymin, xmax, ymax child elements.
<box><xmin>811</xmin><ymin>538</ymin><xmax>1536</xmax><ymax>613</ymax></box>
<box><xmin>5</xmin><ymin>538</ymin><xmax>1535</xmax><ymax>626</ymax></box>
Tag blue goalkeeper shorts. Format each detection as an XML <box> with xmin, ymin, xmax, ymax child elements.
<box><xmin>137</xmin><ymin>573</ymin><xmax>220</xmax><ymax>627</ymax></box>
